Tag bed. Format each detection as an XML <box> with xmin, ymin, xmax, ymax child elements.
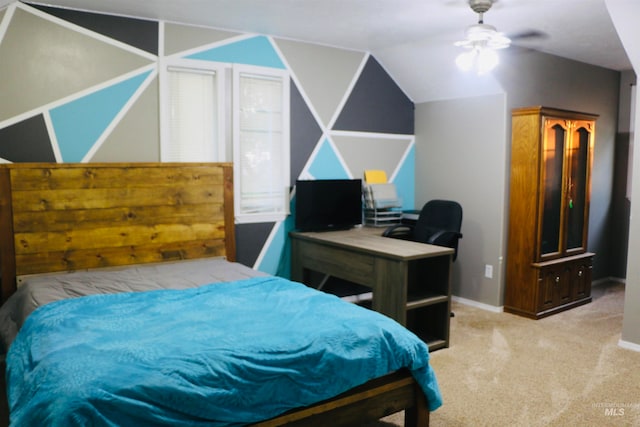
<box><xmin>0</xmin><ymin>162</ymin><xmax>441</xmax><ymax>426</ymax></box>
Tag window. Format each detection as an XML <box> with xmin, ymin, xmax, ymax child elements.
<box><xmin>233</xmin><ymin>66</ymin><xmax>290</xmax><ymax>223</ymax></box>
<box><xmin>161</xmin><ymin>61</ymin><xmax>290</xmax><ymax>223</ymax></box>
<box><xmin>162</xmin><ymin>59</ymin><xmax>226</xmax><ymax>162</ymax></box>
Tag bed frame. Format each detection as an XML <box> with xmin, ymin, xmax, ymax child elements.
<box><xmin>0</xmin><ymin>162</ymin><xmax>430</xmax><ymax>427</ymax></box>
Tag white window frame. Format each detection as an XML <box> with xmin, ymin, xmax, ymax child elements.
<box><xmin>159</xmin><ymin>59</ymin><xmax>290</xmax><ymax>224</ymax></box>
<box><xmin>233</xmin><ymin>64</ymin><xmax>290</xmax><ymax>224</ymax></box>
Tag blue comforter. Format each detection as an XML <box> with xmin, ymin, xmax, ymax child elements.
<box><xmin>6</xmin><ymin>276</ymin><xmax>442</xmax><ymax>426</ymax></box>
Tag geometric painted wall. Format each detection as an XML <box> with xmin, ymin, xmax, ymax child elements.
<box><xmin>0</xmin><ymin>2</ymin><xmax>415</xmax><ymax>277</ymax></box>
<box><xmin>0</xmin><ymin>4</ymin><xmax>157</xmax><ymax>163</ymax></box>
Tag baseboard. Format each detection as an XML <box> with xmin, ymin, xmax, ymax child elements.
<box><xmin>592</xmin><ymin>277</ymin><xmax>626</xmax><ymax>286</ymax></box>
<box><xmin>341</xmin><ymin>292</ymin><xmax>373</xmax><ymax>303</ymax></box>
<box><xmin>452</xmin><ymin>295</ymin><xmax>503</xmax><ymax>313</ymax></box>
<box><xmin>618</xmin><ymin>339</ymin><xmax>640</xmax><ymax>353</ymax></box>
<box><xmin>452</xmin><ymin>277</ymin><xmax>624</xmax><ymax>315</ymax></box>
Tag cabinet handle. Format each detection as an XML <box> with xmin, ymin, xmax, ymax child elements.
<box><xmin>578</xmin><ymin>270</ymin><xmax>583</xmax><ymax>277</ymax></box>
<box><xmin>555</xmin><ymin>276</ymin><xmax>560</xmax><ymax>283</ymax></box>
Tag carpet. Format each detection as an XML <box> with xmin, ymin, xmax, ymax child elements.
<box><xmin>374</xmin><ymin>281</ymin><xmax>640</xmax><ymax>426</ymax></box>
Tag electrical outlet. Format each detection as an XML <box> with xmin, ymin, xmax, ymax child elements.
<box><xmin>484</xmin><ymin>264</ymin><xmax>493</xmax><ymax>279</ymax></box>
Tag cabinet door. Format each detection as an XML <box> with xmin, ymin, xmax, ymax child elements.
<box><xmin>539</xmin><ymin>119</ymin><xmax>568</xmax><ymax>259</ymax></box>
<box><xmin>566</xmin><ymin>121</ymin><xmax>593</xmax><ymax>254</ymax></box>
<box><xmin>571</xmin><ymin>261</ymin><xmax>592</xmax><ymax>300</ymax></box>
<box><xmin>556</xmin><ymin>265</ymin><xmax>572</xmax><ymax>306</ymax></box>
<box><xmin>538</xmin><ymin>269</ymin><xmax>557</xmax><ymax>311</ymax></box>
<box><xmin>538</xmin><ymin>265</ymin><xmax>571</xmax><ymax>311</ymax></box>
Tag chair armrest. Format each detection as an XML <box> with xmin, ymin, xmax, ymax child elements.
<box><xmin>382</xmin><ymin>224</ymin><xmax>414</xmax><ymax>239</ymax></box>
<box><xmin>427</xmin><ymin>230</ymin><xmax>463</xmax><ymax>247</ymax></box>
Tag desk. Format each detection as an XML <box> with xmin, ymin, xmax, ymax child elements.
<box><xmin>290</xmin><ymin>227</ymin><xmax>453</xmax><ymax>351</ymax></box>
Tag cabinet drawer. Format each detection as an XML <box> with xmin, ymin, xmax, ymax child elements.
<box><xmin>297</xmin><ymin>242</ymin><xmax>374</xmax><ymax>286</ymax></box>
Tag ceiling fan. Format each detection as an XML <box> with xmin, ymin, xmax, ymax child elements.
<box><xmin>454</xmin><ymin>0</ymin><xmax>510</xmax><ymax>73</ymax></box>
<box><xmin>455</xmin><ymin>0</ymin><xmax>511</xmax><ymax>50</ymax></box>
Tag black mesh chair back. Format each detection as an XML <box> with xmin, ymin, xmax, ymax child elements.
<box><xmin>383</xmin><ymin>199</ymin><xmax>463</xmax><ymax>261</ymax></box>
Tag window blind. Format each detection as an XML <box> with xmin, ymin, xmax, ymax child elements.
<box><xmin>167</xmin><ymin>68</ymin><xmax>219</xmax><ymax>161</ymax></box>
<box><xmin>236</xmin><ymin>72</ymin><xmax>288</xmax><ymax>217</ymax></box>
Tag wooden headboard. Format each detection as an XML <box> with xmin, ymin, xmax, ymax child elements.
<box><xmin>0</xmin><ymin>162</ymin><xmax>235</xmax><ymax>303</ymax></box>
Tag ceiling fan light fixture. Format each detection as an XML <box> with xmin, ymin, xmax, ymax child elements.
<box><xmin>455</xmin><ymin>50</ymin><xmax>476</xmax><ymax>71</ymax></box>
<box><xmin>468</xmin><ymin>24</ymin><xmax>510</xmax><ymax>47</ymax></box>
<box><xmin>454</xmin><ymin>0</ymin><xmax>509</xmax><ymax>74</ymax></box>
<box><xmin>455</xmin><ymin>47</ymin><xmax>499</xmax><ymax>75</ymax></box>
<box><xmin>476</xmin><ymin>48</ymin><xmax>499</xmax><ymax>74</ymax></box>
<box><xmin>455</xmin><ymin>24</ymin><xmax>511</xmax><ymax>50</ymax></box>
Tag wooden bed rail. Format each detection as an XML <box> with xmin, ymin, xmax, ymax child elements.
<box><xmin>253</xmin><ymin>370</ymin><xmax>429</xmax><ymax>427</ymax></box>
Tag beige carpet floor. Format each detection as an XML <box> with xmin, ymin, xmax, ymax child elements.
<box><xmin>375</xmin><ymin>281</ymin><xmax>640</xmax><ymax>426</ymax></box>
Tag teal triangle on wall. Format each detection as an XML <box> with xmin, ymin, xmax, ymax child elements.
<box><xmin>257</xmin><ymin>197</ymin><xmax>296</xmax><ymax>277</ymax></box>
<box><xmin>391</xmin><ymin>145</ymin><xmax>415</xmax><ymax>210</ymax></box>
<box><xmin>257</xmin><ymin>220</ymin><xmax>287</xmax><ymax>276</ymax></box>
<box><xmin>51</xmin><ymin>71</ymin><xmax>151</xmax><ymax>162</ymax></box>
<box><xmin>308</xmin><ymin>139</ymin><xmax>350</xmax><ymax>179</ymax></box>
<box><xmin>186</xmin><ymin>36</ymin><xmax>285</xmax><ymax>69</ymax></box>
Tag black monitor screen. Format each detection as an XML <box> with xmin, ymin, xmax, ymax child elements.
<box><xmin>295</xmin><ymin>179</ymin><xmax>362</xmax><ymax>231</ymax></box>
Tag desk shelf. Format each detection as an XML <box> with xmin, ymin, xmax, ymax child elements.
<box><xmin>406</xmin><ymin>302</ymin><xmax>450</xmax><ymax>352</ymax></box>
<box><xmin>419</xmin><ymin>337</ymin><xmax>448</xmax><ymax>352</ymax></box>
<box><xmin>404</xmin><ymin>255</ymin><xmax>451</xmax><ymax>350</ymax></box>
<box><xmin>406</xmin><ymin>293</ymin><xmax>449</xmax><ymax>310</ymax></box>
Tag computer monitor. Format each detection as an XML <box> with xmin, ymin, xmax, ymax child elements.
<box><xmin>295</xmin><ymin>179</ymin><xmax>362</xmax><ymax>231</ymax></box>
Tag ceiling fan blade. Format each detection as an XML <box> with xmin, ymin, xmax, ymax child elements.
<box><xmin>507</xmin><ymin>29</ymin><xmax>548</xmax><ymax>41</ymax></box>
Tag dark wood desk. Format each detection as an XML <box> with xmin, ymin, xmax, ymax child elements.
<box><xmin>290</xmin><ymin>227</ymin><xmax>453</xmax><ymax>351</ymax></box>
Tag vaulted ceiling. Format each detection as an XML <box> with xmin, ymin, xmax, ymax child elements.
<box><xmin>4</xmin><ymin>0</ymin><xmax>633</xmax><ymax>102</ymax></box>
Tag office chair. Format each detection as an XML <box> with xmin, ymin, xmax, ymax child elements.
<box><xmin>382</xmin><ymin>199</ymin><xmax>463</xmax><ymax>261</ymax></box>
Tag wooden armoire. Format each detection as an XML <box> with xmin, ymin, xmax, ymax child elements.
<box><xmin>505</xmin><ymin>106</ymin><xmax>597</xmax><ymax>319</ymax></box>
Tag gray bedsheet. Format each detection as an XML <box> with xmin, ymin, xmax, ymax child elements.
<box><xmin>0</xmin><ymin>257</ymin><xmax>267</xmax><ymax>354</ymax></box>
